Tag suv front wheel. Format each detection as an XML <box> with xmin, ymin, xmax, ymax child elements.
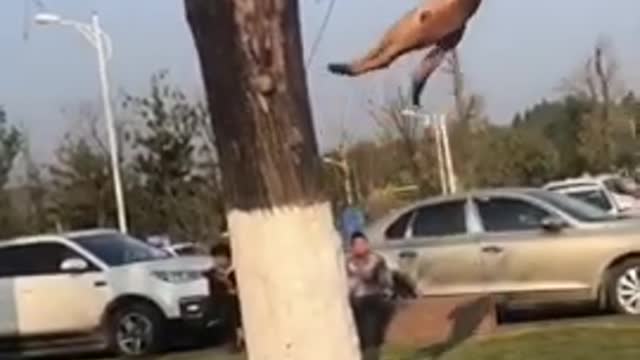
<box><xmin>107</xmin><ymin>303</ymin><xmax>166</xmax><ymax>357</ymax></box>
<box><xmin>607</xmin><ymin>259</ymin><xmax>640</xmax><ymax>315</ymax></box>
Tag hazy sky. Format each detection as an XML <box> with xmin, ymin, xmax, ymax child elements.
<box><xmin>1</xmin><ymin>0</ymin><xmax>640</xmax><ymax>160</ymax></box>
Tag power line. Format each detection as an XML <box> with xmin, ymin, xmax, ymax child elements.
<box><xmin>305</xmin><ymin>0</ymin><xmax>337</xmax><ymax>69</ymax></box>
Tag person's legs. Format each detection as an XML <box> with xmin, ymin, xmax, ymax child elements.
<box><xmin>227</xmin><ymin>295</ymin><xmax>244</xmax><ymax>352</ymax></box>
<box><xmin>350</xmin><ymin>298</ymin><xmax>367</xmax><ymax>349</ymax></box>
<box><xmin>362</xmin><ymin>347</ymin><xmax>382</xmax><ymax>360</ymax></box>
<box><xmin>214</xmin><ymin>293</ymin><xmax>239</xmax><ymax>352</ymax></box>
<box><xmin>360</xmin><ymin>294</ymin><xmax>395</xmax><ymax>360</ymax></box>
<box><xmin>374</xmin><ymin>295</ymin><xmax>395</xmax><ymax>346</ymax></box>
<box><xmin>233</xmin><ymin>296</ymin><xmax>244</xmax><ymax>351</ymax></box>
<box><xmin>357</xmin><ymin>295</ymin><xmax>385</xmax><ymax>360</ymax></box>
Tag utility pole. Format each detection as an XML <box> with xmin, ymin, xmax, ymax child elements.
<box><xmin>185</xmin><ymin>1</ymin><xmax>360</xmax><ymax>359</ymax></box>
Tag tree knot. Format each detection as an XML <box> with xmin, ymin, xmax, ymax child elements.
<box><xmin>252</xmin><ymin>74</ymin><xmax>275</xmax><ymax>95</ymax></box>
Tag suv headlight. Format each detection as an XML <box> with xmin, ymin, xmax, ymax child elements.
<box><xmin>152</xmin><ymin>270</ymin><xmax>203</xmax><ymax>283</ymax></box>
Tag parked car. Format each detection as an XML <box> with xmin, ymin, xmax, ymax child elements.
<box><xmin>364</xmin><ymin>188</ymin><xmax>640</xmax><ymax>315</ymax></box>
<box><xmin>598</xmin><ymin>174</ymin><xmax>640</xmax><ymax>204</ymax></box>
<box><xmin>544</xmin><ymin>178</ymin><xmax>623</xmax><ymax>215</ymax></box>
<box><xmin>0</xmin><ymin>229</ymin><xmax>218</xmax><ymax>358</ymax></box>
<box><xmin>544</xmin><ymin>175</ymin><xmax>640</xmax><ymax>217</ymax></box>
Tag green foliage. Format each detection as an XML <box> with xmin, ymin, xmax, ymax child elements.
<box><xmin>49</xmin><ymin>133</ymin><xmax>116</xmax><ymax>230</ymax></box>
<box><xmin>371</xmin><ymin>91</ymin><xmax>441</xmax><ymax>196</ymax></box>
<box><xmin>21</xmin><ymin>136</ymin><xmax>55</xmax><ymax>234</ymax></box>
<box><xmin>515</xmin><ymin>94</ymin><xmax>640</xmax><ymax>177</ymax></box>
<box><xmin>0</xmin><ymin>107</ymin><xmax>23</xmax><ymax>189</ymax></box>
<box><xmin>513</xmin><ymin>96</ymin><xmax>590</xmax><ymax>177</ymax></box>
<box><xmin>0</xmin><ymin>73</ymin><xmax>225</xmax><ymax>242</ymax></box>
<box><xmin>125</xmin><ymin>70</ymin><xmax>224</xmax><ymax>243</ymax></box>
<box><xmin>473</xmin><ymin>126</ymin><xmax>559</xmax><ymax>187</ymax></box>
<box><xmin>0</xmin><ymin>107</ymin><xmax>24</xmax><ymax>238</ymax></box>
<box><xmin>433</xmin><ymin>327</ymin><xmax>640</xmax><ymax>360</ymax></box>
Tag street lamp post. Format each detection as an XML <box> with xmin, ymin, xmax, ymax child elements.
<box><xmin>323</xmin><ymin>155</ymin><xmax>354</xmax><ymax>205</ymax></box>
<box><xmin>437</xmin><ymin>114</ymin><xmax>458</xmax><ymax>194</ymax></box>
<box><xmin>402</xmin><ymin>109</ymin><xmax>457</xmax><ymax>195</ymax></box>
<box><xmin>35</xmin><ymin>12</ymin><xmax>128</xmax><ymax>233</ymax></box>
<box><xmin>431</xmin><ymin>118</ymin><xmax>448</xmax><ymax>195</ymax></box>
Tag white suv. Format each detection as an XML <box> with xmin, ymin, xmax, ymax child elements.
<box><xmin>0</xmin><ymin>229</ymin><xmax>216</xmax><ymax>358</ymax></box>
<box><xmin>545</xmin><ymin>175</ymin><xmax>640</xmax><ymax>216</ymax></box>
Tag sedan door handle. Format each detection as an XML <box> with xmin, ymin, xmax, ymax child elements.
<box><xmin>481</xmin><ymin>245</ymin><xmax>503</xmax><ymax>254</ymax></box>
<box><xmin>399</xmin><ymin>251</ymin><xmax>418</xmax><ymax>259</ymax></box>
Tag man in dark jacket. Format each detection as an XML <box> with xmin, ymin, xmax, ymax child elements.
<box><xmin>208</xmin><ymin>243</ymin><xmax>244</xmax><ymax>352</ymax></box>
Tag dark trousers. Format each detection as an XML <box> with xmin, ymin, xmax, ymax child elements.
<box><xmin>210</xmin><ymin>292</ymin><xmax>242</xmax><ymax>346</ymax></box>
<box><xmin>351</xmin><ymin>294</ymin><xmax>393</xmax><ymax>360</ymax></box>
<box><xmin>221</xmin><ymin>293</ymin><xmax>242</xmax><ymax>331</ymax></box>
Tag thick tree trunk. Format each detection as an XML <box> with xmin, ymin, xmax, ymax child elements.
<box><xmin>184</xmin><ymin>1</ymin><xmax>360</xmax><ymax>359</ymax></box>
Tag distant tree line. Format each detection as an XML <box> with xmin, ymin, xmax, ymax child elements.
<box><xmin>325</xmin><ymin>41</ymin><xmax>640</xmax><ymax>219</ymax></box>
<box><xmin>0</xmin><ymin>70</ymin><xmax>225</xmax><ymax>242</ymax></box>
<box><xmin>0</xmin><ymin>40</ymin><xmax>638</xmax><ymax>239</ymax></box>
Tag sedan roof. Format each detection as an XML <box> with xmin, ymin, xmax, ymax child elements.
<box><xmin>366</xmin><ymin>187</ymin><xmax>543</xmax><ymax>238</ymax></box>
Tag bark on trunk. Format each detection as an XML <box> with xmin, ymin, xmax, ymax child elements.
<box><xmin>184</xmin><ymin>0</ymin><xmax>360</xmax><ymax>359</ymax></box>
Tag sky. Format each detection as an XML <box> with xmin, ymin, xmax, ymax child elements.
<box><xmin>1</xmin><ymin>0</ymin><xmax>640</xmax><ymax>161</ymax></box>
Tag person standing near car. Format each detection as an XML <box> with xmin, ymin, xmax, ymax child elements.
<box><xmin>208</xmin><ymin>243</ymin><xmax>244</xmax><ymax>353</ymax></box>
<box><xmin>346</xmin><ymin>232</ymin><xmax>394</xmax><ymax>360</ymax></box>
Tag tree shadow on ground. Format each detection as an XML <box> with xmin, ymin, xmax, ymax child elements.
<box><xmin>406</xmin><ymin>296</ymin><xmax>495</xmax><ymax>360</ymax></box>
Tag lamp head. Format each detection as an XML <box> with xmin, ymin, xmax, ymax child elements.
<box><xmin>34</xmin><ymin>13</ymin><xmax>63</xmax><ymax>25</ymax></box>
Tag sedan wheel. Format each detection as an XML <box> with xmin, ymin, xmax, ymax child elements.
<box><xmin>616</xmin><ymin>267</ymin><xmax>640</xmax><ymax>314</ymax></box>
<box><xmin>608</xmin><ymin>259</ymin><xmax>640</xmax><ymax>315</ymax></box>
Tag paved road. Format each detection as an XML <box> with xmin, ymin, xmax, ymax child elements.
<box><xmin>84</xmin><ymin>347</ymin><xmax>239</xmax><ymax>360</ymax></box>
<box><xmin>82</xmin><ymin>307</ymin><xmax>640</xmax><ymax>360</ymax></box>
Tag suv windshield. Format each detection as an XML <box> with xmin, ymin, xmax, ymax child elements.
<box><xmin>528</xmin><ymin>190</ymin><xmax>614</xmax><ymax>223</ymax></box>
<box><xmin>564</xmin><ymin>189</ymin><xmax>613</xmax><ymax>212</ymax></box>
<box><xmin>604</xmin><ymin>177</ymin><xmax>639</xmax><ymax>197</ymax></box>
<box><xmin>70</xmin><ymin>232</ymin><xmax>169</xmax><ymax>266</ymax></box>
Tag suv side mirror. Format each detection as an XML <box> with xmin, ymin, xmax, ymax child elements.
<box><xmin>60</xmin><ymin>258</ymin><xmax>89</xmax><ymax>273</ymax></box>
<box><xmin>540</xmin><ymin>216</ymin><xmax>567</xmax><ymax>232</ymax></box>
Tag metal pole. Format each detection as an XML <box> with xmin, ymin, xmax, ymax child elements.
<box><xmin>338</xmin><ymin>146</ymin><xmax>354</xmax><ymax>206</ymax></box>
<box><xmin>432</xmin><ymin>117</ymin><xmax>447</xmax><ymax>194</ymax></box>
<box><xmin>324</xmin><ymin>156</ymin><xmax>353</xmax><ymax>206</ymax></box>
<box><xmin>343</xmin><ymin>163</ymin><xmax>354</xmax><ymax>206</ymax></box>
<box><xmin>93</xmin><ymin>13</ymin><xmax>128</xmax><ymax>233</ymax></box>
<box><xmin>439</xmin><ymin>114</ymin><xmax>457</xmax><ymax>194</ymax></box>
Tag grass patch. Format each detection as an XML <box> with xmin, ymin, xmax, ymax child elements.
<box><xmin>403</xmin><ymin>326</ymin><xmax>640</xmax><ymax>360</ymax></box>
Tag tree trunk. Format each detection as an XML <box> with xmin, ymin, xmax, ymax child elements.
<box><xmin>184</xmin><ymin>1</ymin><xmax>360</xmax><ymax>359</ymax></box>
